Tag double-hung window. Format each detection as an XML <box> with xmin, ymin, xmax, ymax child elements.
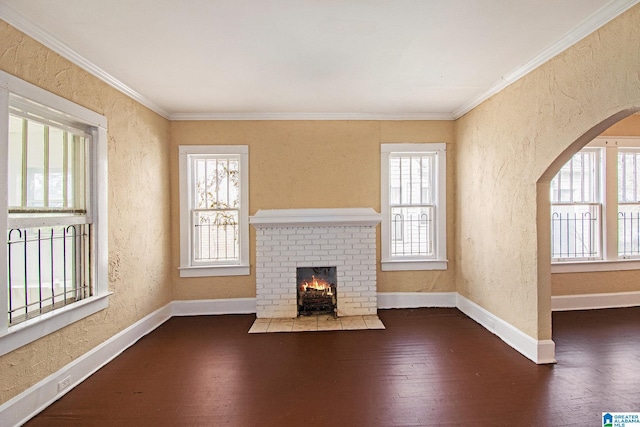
<box><xmin>550</xmin><ymin>148</ymin><xmax>602</xmax><ymax>260</ymax></box>
<box><xmin>1</xmin><ymin>71</ymin><xmax>108</xmax><ymax>356</ymax></box>
<box><xmin>617</xmin><ymin>148</ymin><xmax>640</xmax><ymax>257</ymax></box>
<box><xmin>381</xmin><ymin>143</ymin><xmax>447</xmax><ymax>271</ymax></box>
<box><xmin>179</xmin><ymin>145</ymin><xmax>249</xmax><ymax>277</ymax></box>
<box><xmin>551</xmin><ymin>137</ymin><xmax>640</xmax><ymax>270</ymax></box>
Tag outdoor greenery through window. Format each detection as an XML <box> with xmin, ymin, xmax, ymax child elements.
<box><xmin>179</xmin><ymin>145</ymin><xmax>249</xmax><ymax>277</ymax></box>
<box><xmin>192</xmin><ymin>155</ymin><xmax>240</xmax><ymax>263</ymax></box>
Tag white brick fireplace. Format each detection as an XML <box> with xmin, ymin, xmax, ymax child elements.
<box><xmin>250</xmin><ymin>208</ymin><xmax>381</xmax><ymax>318</ymax></box>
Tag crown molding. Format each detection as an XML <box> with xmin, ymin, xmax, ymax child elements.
<box><xmin>452</xmin><ymin>0</ymin><xmax>640</xmax><ymax>119</ymax></box>
<box><xmin>1</xmin><ymin>0</ymin><xmax>636</xmax><ymax>123</ymax></box>
<box><xmin>0</xmin><ymin>4</ymin><xmax>171</xmax><ymax>119</ymax></box>
<box><xmin>169</xmin><ymin>111</ymin><xmax>454</xmax><ymax>121</ymax></box>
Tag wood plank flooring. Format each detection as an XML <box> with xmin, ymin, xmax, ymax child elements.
<box><xmin>24</xmin><ymin>307</ymin><xmax>640</xmax><ymax>426</ymax></box>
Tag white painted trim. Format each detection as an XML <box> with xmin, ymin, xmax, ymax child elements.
<box><xmin>380</xmin><ymin>143</ymin><xmax>447</xmax><ymax>268</ymax></box>
<box><xmin>0</xmin><ymin>294</ymin><xmax>110</xmax><ymax>357</ymax></box>
<box><xmin>0</xmin><ymin>72</ymin><xmax>110</xmax><ymax>355</ymax></box>
<box><xmin>178</xmin><ymin>145</ymin><xmax>250</xmax><ymax>276</ymax></box>
<box><xmin>381</xmin><ymin>260</ymin><xmax>448</xmax><ymax>271</ymax></box>
<box><xmin>551</xmin><ymin>259</ymin><xmax>640</xmax><ymax>273</ymax></box>
<box><xmin>0</xmin><ymin>303</ymin><xmax>172</xmax><ymax>427</ymax></box>
<box><xmin>179</xmin><ymin>265</ymin><xmax>250</xmax><ymax>278</ymax></box>
<box><xmin>456</xmin><ymin>294</ymin><xmax>556</xmax><ymax>364</ymax></box>
<box><xmin>452</xmin><ymin>0</ymin><xmax>640</xmax><ymax>119</ymax></box>
<box><xmin>249</xmin><ymin>208</ymin><xmax>381</xmax><ymax>227</ymax></box>
<box><xmin>552</xmin><ymin>291</ymin><xmax>640</xmax><ymax>311</ymax></box>
<box><xmin>0</xmin><ymin>3</ymin><xmax>170</xmax><ymax>120</ymax></box>
<box><xmin>377</xmin><ymin>292</ymin><xmax>456</xmax><ymax>309</ymax></box>
<box><xmin>169</xmin><ymin>112</ymin><xmax>455</xmax><ymax>121</ymax></box>
<box><xmin>171</xmin><ymin>298</ymin><xmax>257</xmax><ymax>316</ymax></box>
<box><xmin>1</xmin><ymin>0</ymin><xmax>636</xmax><ymax>123</ymax></box>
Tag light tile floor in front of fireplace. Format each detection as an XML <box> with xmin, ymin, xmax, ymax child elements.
<box><xmin>248</xmin><ymin>315</ymin><xmax>385</xmax><ymax>333</ymax></box>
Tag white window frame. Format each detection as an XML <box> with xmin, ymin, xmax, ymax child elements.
<box><xmin>552</xmin><ymin>137</ymin><xmax>640</xmax><ymax>273</ymax></box>
<box><xmin>178</xmin><ymin>145</ymin><xmax>249</xmax><ymax>277</ymax></box>
<box><xmin>0</xmin><ymin>70</ymin><xmax>109</xmax><ymax>356</ymax></box>
<box><xmin>550</xmin><ymin>147</ymin><xmax>603</xmax><ymax>262</ymax></box>
<box><xmin>381</xmin><ymin>143</ymin><xmax>447</xmax><ymax>271</ymax></box>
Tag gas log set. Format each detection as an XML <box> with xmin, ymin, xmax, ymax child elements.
<box><xmin>297</xmin><ymin>267</ymin><xmax>337</xmax><ymax>316</ymax></box>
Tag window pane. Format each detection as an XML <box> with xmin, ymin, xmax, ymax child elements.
<box><xmin>390</xmin><ymin>154</ymin><xmax>434</xmax><ymax>206</ymax></box>
<box><xmin>193</xmin><ymin>210</ymin><xmax>239</xmax><ymax>262</ymax></box>
<box><xmin>48</xmin><ymin>128</ymin><xmax>65</xmax><ymax>208</ymax></box>
<box><xmin>7</xmin><ymin>224</ymin><xmax>91</xmax><ymax>325</ymax></box>
<box><xmin>551</xmin><ymin>204</ymin><xmax>600</xmax><ymax>259</ymax></box>
<box><xmin>26</xmin><ymin>120</ymin><xmax>46</xmax><ymax>207</ymax></box>
<box><xmin>8</xmin><ymin>114</ymin><xmax>87</xmax><ymax>211</ymax></box>
<box><xmin>550</xmin><ymin>150</ymin><xmax>599</xmax><ymax>203</ymax></box>
<box><xmin>193</xmin><ymin>157</ymin><xmax>240</xmax><ymax>210</ymax></box>
<box><xmin>618</xmin><ymin>151</ymin><xmax>640</xmax><ymax>203</ymax></box>
<box><xmin>390</xmin><ymin>206</ymin><xmax>434</xmax><ymax>257</ymax></box>
<box><xmin>8</xmin><ymin>116</ymin><xmax>24</xmax><ymax>207</ymax></box>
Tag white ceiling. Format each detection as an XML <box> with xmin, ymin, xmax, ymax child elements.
<box><xmin>0</xmin><ymin>0</ymin><xmax>637</xmax><ymax>120</ymax></box>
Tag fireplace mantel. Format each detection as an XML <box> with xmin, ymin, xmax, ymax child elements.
<box><xmin>249</xmin><ymin>208</ymin><xmax>381</xmax><ymax>228</ymax></box>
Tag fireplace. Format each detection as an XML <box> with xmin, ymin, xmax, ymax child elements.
<box><xmin>297</xmin><ymin>267</ymin><xmax>337</xmax><ymax>316</ymax></box>
<box><xmin>250</xmin><ymin>208</ymin><xmax>381</xmax><ymax>318</ymax></box>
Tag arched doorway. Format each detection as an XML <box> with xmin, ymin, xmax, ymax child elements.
<box><xmin>537</xmin><ymin>108</ymin><xmax>640</xmax><ymax>359</ymax></box>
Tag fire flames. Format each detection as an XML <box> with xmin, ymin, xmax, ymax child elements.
<box><xmin>300</xmin><ymin>275</ymin><xmax>334</xmax><ymax>296</ymax></box>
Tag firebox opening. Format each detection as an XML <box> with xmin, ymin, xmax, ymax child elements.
<box><xmin>297</xmin><ymin>267</ymin><xmax>337</xmax><ymax>317</ymax></box>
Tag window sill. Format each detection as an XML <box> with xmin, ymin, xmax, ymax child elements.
<box><xmin>381</xmin><ymin>259</ymin><xmax>448</xmax><ymax>271</ymax></box>
<box><xmin>179</xmin><ymin>265</ymin><xmax>250</xmax><ymax>277</ymax></box>
<box><xmin>0</xmin><ymin>292</ymin><xmax>111</xmax><ymax>357</ymax></box>
<box><xmin>551</xmin><ymin>259</ymin><xmax>640</xmax><ymax>274</ymax></box>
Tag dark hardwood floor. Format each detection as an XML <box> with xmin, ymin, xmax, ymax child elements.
<box><xmin>25</xmin><ymin>307</ymin><xmax>640</xmax><ymax>426</ymax></box>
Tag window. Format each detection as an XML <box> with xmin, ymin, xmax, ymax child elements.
<box><xmin>179</xmin><ymin>145</ymin><xmax>249</xmax><ymax>277</ymax></box>
<box><xmin>381</xmin><ymin>143</ymin><xmax>447</xmax><ymax>271</ymax></box>
<box><xmin>617</xmin><ymin>148</ymin><xmax>640</xmax><ymax>257</ymax></box>
<box><xmin>0</xmin><ymin>71</ymin><xmax>108</xmax><ymax>356</ymax></box>
<box><xmin>551</xmin><ymin>137</ymin><xmax>640</xmax><ymax>270</ymax></box>
<box><xmin>550</xmin><ymin>148</ymin><xmax>602</xmax><ymax>260</ymax></box>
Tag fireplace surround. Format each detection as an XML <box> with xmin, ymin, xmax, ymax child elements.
<box><xmin>250</xmin><ymin>208</ymin><xmax>381</xmax><ymax>318</ymax></box>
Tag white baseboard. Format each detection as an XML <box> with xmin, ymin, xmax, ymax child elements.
<box><xmin>377</xmin><ymin>292</ymin><xmax>457</xmax><ymax>309</ymax></box>
<box><xmin>552</xmin><ymin>291</ymin><xmax>640</xmax><ymax>311</ymax></box>
<box><xmin>0</xmin><ymin>304</ymin><xmax>173</xmax><ymax>427</ymax></box>
<box><xmin>171</xmin><ymin>298</ymin><xmax>257</xmax><ymax>316</ymax></box>
<box><xmin>456</xmin><ymin>294</ymin><xmax>556</xmax><ymax>364</ymax></box>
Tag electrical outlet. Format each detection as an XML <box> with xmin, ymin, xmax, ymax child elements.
<box><xmin>58</xmin><ymin>376</ymin><xmax>71</xmax><ymax>392</ymax></box>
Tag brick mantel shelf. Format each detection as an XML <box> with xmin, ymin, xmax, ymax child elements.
<box><xmin>249</xmin><ymin>208</ymin><xmax>381</xmax><ymax>228</ymax></box>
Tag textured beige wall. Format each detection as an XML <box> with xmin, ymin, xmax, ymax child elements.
<box><xmin>169</xmin><ymin>120</ymin><xmax>456</xmax><ymax>299</ymax></box>
<box><xmin>552</xmin><ymin>270</ymin><xmax>640</xmax><ymax>295</ymax></box>
<box><xmin>455</xmin><ymin>5</ymin><xmax>640</xmax><ymax>340</ymax></box>
<box><xmin>552</xmin><ymin>113</ymin><xmax>640</xmax><ymax>296</ymax></box>
<box><xmin>0</xmin><ymin>22</ymin><xmax>172</xmax><ymax>404</ymax></box>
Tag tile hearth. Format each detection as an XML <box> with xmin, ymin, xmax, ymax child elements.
<box><xmin>248</xmin><ymin>315</ymin><xmax>385</xmax><ymax>333</ymax></box>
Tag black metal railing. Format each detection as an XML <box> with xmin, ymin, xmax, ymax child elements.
<box><xmin>551</xmin><ymin>207</ymin><xmax>600</xmax><ymax>259</ymax></box>
<box><xmin>7</xmin><ymin>224</ymin><xmax>91</xmax><ymax>326</ymax></box>
<box><xmin>618</xmin><ymin>208</ymin><xmax>640</xmax><ymax>257</ymax></box>
<box><xmin>194</xmin><ymin>213</ymin><xmax>239</xmax><ymax>262</ymax></box>
<box><xmin>391</xmin><ymin>208</ymin><xmax>433</xmax><ymax>257</ymax></box>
